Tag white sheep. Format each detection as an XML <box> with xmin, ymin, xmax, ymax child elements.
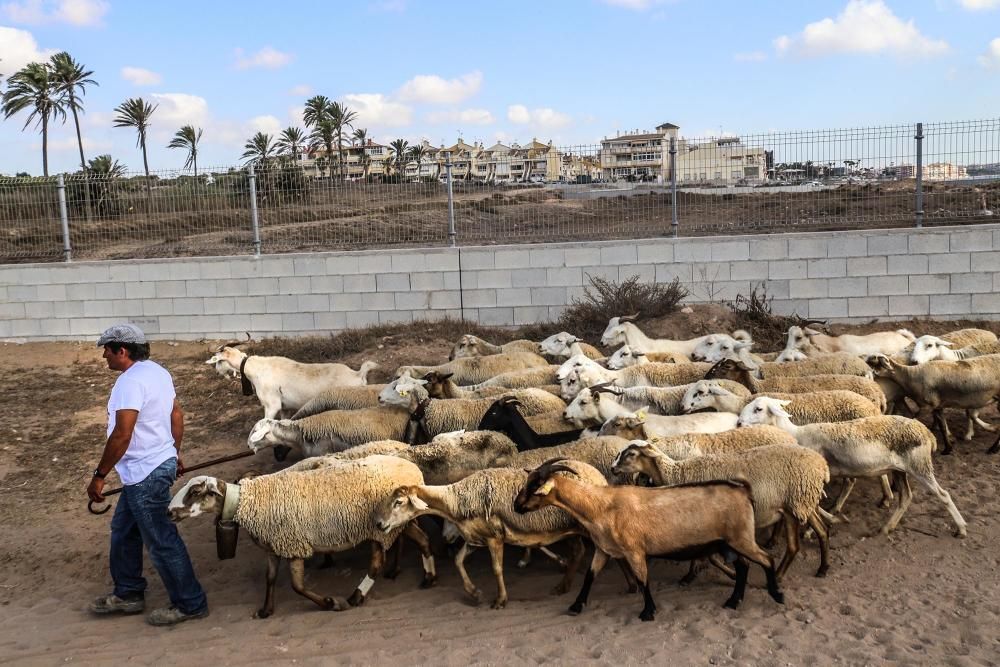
<box><xmin>780</xmin><ymin>325</ymin><xmax>915</xmax><ymax>359</ymax></box>
<box><xmin>689</xmin><ymin>331</ymin><xmax>755</xmax><ymax>363</ymax></box>
<box><xmin>564</xmin><ymin>386</ymin><xmax>738</xmax><ymax>437</ymax></box>
<box><xmin>908</xmin><ymin>335</ymin><xmax>1000</xmax><ymax>365</ymax></box>
<box><xmin>396</xmin><ymin>351</ymin><xmax>550</xmax><ymax>385</ymax></box>
<box><xmin>375</xmin><ymin>461</ymin><xmax>608</xmax><ymax>609</ymax></box>
<box><xmin>539</xmin><ymin>332</ymin><xmax>605</xmax><ymax>360</ymax></box>
<box><xmin>449</xmin><ymin>334</ymin><xmax>543</xmax><ymax>360</ymax></box>
<box><xmin>560</xmin><ymin>360</ymin><xmax>714</xmax><ymax>401</ymax></box>
<box><xmin>868</xmin><ymin>353</ymin><xmax>1000</xmax><ymax>453</ymax></box>
<box><xmin>248</xmin><ymin>407</ymin><xmax>410</xmax><ymax>458</ymax></box>
<box><xmin>599</xmin><ymin>315</ymin><xmax>746</xmax><ymax>359</ymax></box>
<box><xmin>681</xmin><ymin>381</ymin><xmax>881</xmax><ymax>424</ymax></box>
<box><xmin>705</xmin><ymin>357</ymin><xmax>887</xmax><ymax>413</ymax></box>
<box><xmin>167</xmin><ymin>455</ymin><xmax>436</xmax><ymax>617</ymax></box>
<box><xmin>606</xmin><ymin>345</ymin><xmax>688</xmax><ymax>369</ymax></box>
<box><xmin>592</xmin><ymin>380</ymin><xmax>752</xmax><ymax>415</ymax></box>
<box><xmin>206</xmin><ymin>342</ymin><xmax>377</xmax><ymax>419</ymax></box>
<box><xmin>612</xmin><ymin>441</ymin><xmax>831</xmax><ymax>579</ymax></box>
<box><xmin>645</xmin><ymin>425</ymin><xmax>799</xmax><ymax>460</ymax></box>
<box><xmin>466</xmin><ymin>365</ymin><xmax>561</xmax><ymax>390</ymax></box>
<box><xmin>291</xmin><ymin>385</ymin><xmax>387</xmax><ymax>419</ymax></box>
<box><xmin>737</xmin><ymin>397</ymin><xmax>967</xmax><ymax>538</ymax></box>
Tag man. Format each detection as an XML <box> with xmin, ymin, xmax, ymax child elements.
<box><xmin>87</xmin><ymin>323</ymin><xmax>208</xmax><ymax>626</ymax></box>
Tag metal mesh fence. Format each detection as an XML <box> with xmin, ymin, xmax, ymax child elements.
<box><xmin>1</xmin><ymin>117</ymin><xmax>997</xmax><ymax>264</ymax></box>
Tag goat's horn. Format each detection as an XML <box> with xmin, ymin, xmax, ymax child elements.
<box><xmin>619</xmin><ymin>312</ymin><xmax>640</xmax><ymax>322</ymax></box>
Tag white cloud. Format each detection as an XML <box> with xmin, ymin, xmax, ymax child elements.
<box><xmin>734</xmin><ymin>51</ymin><xmax>768</xmax><ymax>62</ymax></box>
<box><xmin>287</xmin><ymin>105</ymin><xmax>305</xmax><ymax>127</ymax></box>
<box><xmin>1</xmin><ymin>0</ymin><xmax>108</xmax><ymax>26</ymax></box>
<box><xmin>507</xmin><ymin>104</ymin><xmax>572</xmax><ymax>129</ymax></box>
<box><xmin>288</xmin><ymin>84</ymin><xmax>312</xmax><ymax>96</ymax></box>
<box><xmin>425</xmin><ymin>108</ymin><xmax>495</xmax><ymax>125</ymax></box>
<box><xmin>248</xmin><ymin>115</ymin><xmax>283</xmax><ymax>136</ymax></box>
<box><xmin>148</xmin><ymin>93</ymin><xmax>209</xmax><ymax>128</ymax></box>
<box><xmin>958</xmin><ymin>0</ymin><xmax>1000</xmax><ymax>9</ymax></box>
<box><xmin>46</xmin><ymin>135</ymin><xmax>111</xmax><ymax>152</ymax></box>
<box><xmin>979</xmin><ymin>37</ymin><xmax>1000</xmax><ymax>68</ymax></box>
<box><xmin>342</xmin><ymin>93</ymin><xmax>412</xmax><ymax>127</ymax></box>
<box><xmin>234</xmin><ymin>46</ymin><xmax>293</xmax><ymax>70</ymax></box>
<box><xmin>0</xmin><ymin>25</ymin><xmax>57</xmax><ymax>75</ymax></box>
<box><xmin>773</xmin><ymin>0</ymin><xmax>949</xmax><ymax>58</ymax></box>
<box><xmin>398</xmin><ymin>71</ymin><xmax>482</xmax><ymax>105</ymax></box>
<box><xmin>121</xmin><ymin>66</ymin><xmax>162</xmax><ymax>86</ymax></box>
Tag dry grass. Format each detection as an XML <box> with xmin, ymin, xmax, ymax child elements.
<box><xmin>726</xmin><ymin>283</ymin><xmax>799</xmax><ymax>351</ymax></box>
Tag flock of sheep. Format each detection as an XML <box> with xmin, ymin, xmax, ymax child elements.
<box><xmin>166</xmin><ymin>317</ymin><xmax>1000</xmax><ymax>622</ymax></box>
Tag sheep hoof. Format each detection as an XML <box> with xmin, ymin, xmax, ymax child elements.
<box><xmin>954</xmin><ymin>527</ymin><xmax>968</xmax><ymax>539</ymax></box>
<box><xmin>987</xmin><ymin>442</ymin><xmax>1000</xmax><ymax>455</ymax></box>
<box><xmin>467</xmin><ymin>588</ymin><xmax>483</xmax><ymax>604</ymax></box>
<box><xmin>815</xmin><ymin>566</ymin><xmax>829</xmax><ymax>578</ymax></box>
<box><xmin>567</xmin><ymin>602</ymin><xmax>585</xmax><ymax>616</ymax></box>
<box><xmin>678</xmin><ymin>572</ymin><xmax>697</xmax><ymax>587</ymax></box>
<box><xmin>323</xmin><ymin>596</ymin><xmax>348</xmax><ymax>611</ymax></box>
<box><xmin>878</xmin><ymin>498</ymin><xmax>893</xmax><ymax>509</ymax></box>
<box><xmin>550</xmin><ymin>582</ymin><xmax>569</xmax><ymax>595</ymax></box>
<box><xmin>347</xmin><ymin>590</ymin><xmax>366</xmax><ymax>607</ymax></box>
<box><xmin>723</xmin><ymin>598</ymin><xmax>741</xmax><ymax>610</ymax></box>
<box><xmin>490</xmin><ymin>599</ymin><xmax>507</xmax><ymax>610</ymax></box>
<box><xmin>419</xmin><ymin>575</ymin><xmax>437</xmax><ymax>589</ymax></box>
<box><xmin>639</xmin><ymin>609</ymin><xmax>656</xmax><ymax>622</ymax></box>
<box><xmin>253</xmin><ymin>608</ymin><xmax>272</xmax><ymax>619</ymax></box>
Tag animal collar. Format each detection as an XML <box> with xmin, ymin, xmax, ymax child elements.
<box><xmin>221</xmin><ymin>482</ymin><xmax>241</xmax><ymax>522</ymax></box>
<box><xmin>239</xmin><ymin>356</ymin><xmax>255</xmax><ymax>397</ymax></box>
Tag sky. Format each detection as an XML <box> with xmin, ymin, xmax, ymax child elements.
<box><xmin>1</xmin><ymin>0</ymin><xmax>999</xmax><ymax>175</ymax></box>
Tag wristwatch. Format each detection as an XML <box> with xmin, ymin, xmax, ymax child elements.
<box><xmin>93</xmin><ymin>468</ymin><xmax>106</xmax><ymax>479</ymax></box>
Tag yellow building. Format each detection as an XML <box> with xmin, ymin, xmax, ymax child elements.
<box><xmin>599</xmin><ymin>122</ymin><xmax>767</xmax><ymax>184</ymax></box>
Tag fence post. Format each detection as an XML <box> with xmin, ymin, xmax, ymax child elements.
<box><xmin>445</xmin><ymin>151</ymin><xmax>456</xmax><ymax>247</ymax></box>
<box><xmin>914</xmin><ymin>122</ymin><xmax>924</xmax><ymax>229</ymax></box>
<box><xmin>57</xmin><ymin>174</ymin><xmax>72</xmax><ymax>262</ymax></box>
<box><xmin>669</xmin><ymin>136</ymin><xmax>678</xmax><ymax>238</ymax></box>
<box><xmin>248</xmin><ymin>164</ymin><xmax>261</xmax><ymax>257</ymax></box>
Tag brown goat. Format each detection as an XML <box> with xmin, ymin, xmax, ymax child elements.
<box><xmin>514</xmin><ymin>458</ymin><xmax>784</xmax><ymax>621</ymax></box>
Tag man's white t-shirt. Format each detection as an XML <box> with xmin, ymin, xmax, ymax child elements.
<box><xmin>107</xmin><ymin>360</ymin><xmax>177</xmax><ymax>485</ymax></box>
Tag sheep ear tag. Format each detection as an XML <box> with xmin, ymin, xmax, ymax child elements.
<box><xmin>535</xmin><ymin>479</ymin><xmax>555</xmax><ymax>496</ymax></box>
<box><xmin>635</xmin><ymin>409</ymin><xmax>648</xmax><ymax>421</ymax></box>
<box><xmin>398</xmin><ymin>389</ymin><xmax>409</xmax><ymax>397</ymax></box>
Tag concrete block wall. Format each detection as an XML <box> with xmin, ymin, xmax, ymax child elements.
<box><xmin>1</xmin><ymin>223</ymin><xmax>999</xmax><ymax>341</ymax></box>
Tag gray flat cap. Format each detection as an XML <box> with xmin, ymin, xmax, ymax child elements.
<box><xmin>97</xmin><ymin>323</ymin><xmax>147</xmax><ymax>347</ymax></box>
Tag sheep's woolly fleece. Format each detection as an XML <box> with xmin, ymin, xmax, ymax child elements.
<box><xmin>234</xmin><ymin>455</ymin><xmax>423</xmax><ymax>559</ymax></box>
<box><xmin>642</xmin><ymin>445</ymin><xmax>829</xmax><ymax>525</ymax></box>
<box><xmin>614</xmin><ymin>362</ymin><xmax>715</xmax><ymax>388</ymax></box>
<box><xmin>759</xmin><ymin>354</ymin><xmax>872</xmax><ymax>379</ymax></box>
<box><xmin>754</xmin><ymin>375</ymin><xmax>887</xmax><ymax>414</ymax></box>
<box><xmin>291</xmin><ymin>385</ymin><xmax>386</xmax><ymax>419</ymax></box>
<box><xmin>799</xmin><ymin>415</ymin><xmax>937</xmax><ymax>457</ymax></box>
<box><xmin>476</xmin><ymin>366</ymin><xmax>561</xmax><ymax>389</ymax></box>
<box><xmin>711</xmin><ymin>389</ymin><xmax>881</xmax><ymax>424</ymax></box>
<box><xmin>293</xmin><ymin>406</ymin><xmax>410</xmax><ymax>447</ymax></box>
<box><xmin>618</xmin><ymin>380</ymin><xmax>750</xmax><ymax>415</ymax></box>
<box><xmin>649</xmin><ymin>426</ymin><xmax>798</xmax><ymax>460</ymax></box>
<box><xmin>509</xmin><ymin>436</ymin><xmax>631</xmax><ymax>481</ymax></box>
<box><xmin>401</xmin><ymin>351</ymin><xmax>550</xmax><ymax>385</ymax></box>
<box><xmin>430</xmin><ymin>461</ymin><xmax>607</xmax><ymax>536</ymax></box>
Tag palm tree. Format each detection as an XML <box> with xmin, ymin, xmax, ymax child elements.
<box><xmin>389</xmin><ymin>139</ymin><xmax>409</xmax><ymax>180</ymax></box>
<box><xmin>302</xmin><ymin>94</ymin><xmax>333</xmax><ymax>128</ymax></box>
<box><xmin>275</xmin><ymin>126</ymin><xmax>306</xmax><ymax>162</ymax></box>
<box><xmin>329</xmin><ymin>101</ymin><xmax>357</xmax><ymax>181</ymax></box>
<box><xmin>352</xmin><ymin>127</ymin><xmax>371</xmax><ymax>179</ymax></box>
<box><xmin>307</xmin><ymin>119</ymin><xmax>336</xmax><ymax>178</ymax></box>
<box><xmin>88</xmin><ymin>154</ymin><xmax>126</xmax><ymax>177</ymax></box>
<box><xmin>2</xmin><ymin>62</ymin><xmax>67</xmax><ymax>176</ymax></box>
<box><xmin>167</xmin><ymin>125</ymin><xmax>203</xmax><ymax>176</ymax></box>
<box><xmin>113</xmin><ymin>97</ymin><xmax>158</xmax><ymax>201</ymax></box>
<box><xmin>408</xmin><ymin>143</ymin><xmax>427</xmax><ymax>181</ymax></box>
<box><xmin>49</xmin><ymin>53</ymin><xmax>97</xmax><ymax>174</ymax></box>
<box><xmin>241</xmin><ymin>131</ymin><xmax>277</xmax><ymax>166</ymax></box>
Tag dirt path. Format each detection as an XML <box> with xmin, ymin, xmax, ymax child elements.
<box><xmin>1</xmin><ymin>317</ymin><xmax>998</xmax><ymax>665</ymax></box>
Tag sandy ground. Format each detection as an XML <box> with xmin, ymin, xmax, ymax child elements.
<box><xmin>2</xmin><ymin>316</ymin><xmax>1000</xmax><ymax>666</ymax></box>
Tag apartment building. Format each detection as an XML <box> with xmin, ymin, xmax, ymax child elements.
<box><xmin>599</xmin><ymin>122</ymin><xmax>767</xmax><ymax>184</ymax></box>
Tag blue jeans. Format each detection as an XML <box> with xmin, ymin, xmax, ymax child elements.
<box><xmin>110</xmin><ymin>458</ymin><xmax>207</xmax><ymax>614</ymax></box>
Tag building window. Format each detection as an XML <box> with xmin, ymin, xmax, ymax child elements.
<box><xmin>715</xmin><ymin>171</ymin><xmax>722</xmax><ymax>179</ymax></box>
<box><xmin>731</xmin><ymin>171</ymin><xmax>742</xmax><ymax>180</ymax></box>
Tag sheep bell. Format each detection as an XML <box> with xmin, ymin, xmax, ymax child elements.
<box><xmin>215</xmin><ymin>516</ymin><xmax>239</xmax><ymax>560</ymax></box>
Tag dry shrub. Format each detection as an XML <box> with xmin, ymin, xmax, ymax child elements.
<box><xmin>554</xmin><ymin>274</ymin><xmax>689</xmax><ymax>342</ymax></box>
<box><xmin>727</xmin><ymin>283</ymin><xmax>797</xmax><ymax>351</ymax></box>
